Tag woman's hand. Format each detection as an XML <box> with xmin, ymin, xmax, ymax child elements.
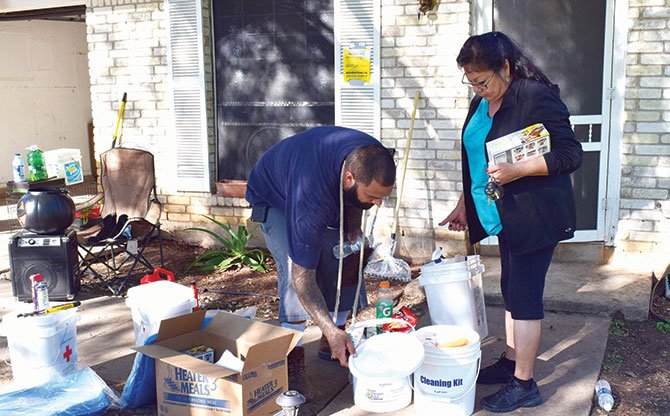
<box><xmin>485</xmin><ymin>163</ymin><xmax>520</xmax><ymax>185</ymax></box>
<box><xmin>439</xmin><ymin>193</ymin><xmax>467</xmax><ymax>231</ymax></box>
<box><xmin>487</xmin><ymin>157</ymin><xmax>549</xmax><ymax>184</ymax></box>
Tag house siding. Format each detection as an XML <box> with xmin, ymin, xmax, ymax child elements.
<box><xmin>81</xmin><ymin>0</ymin><xmax>670</xmax><ymax>261</ymax></box>
<box><xmin>619</xmin><ymin>0</ymin><xmax>670</xmax><ymax>256</ymax></box>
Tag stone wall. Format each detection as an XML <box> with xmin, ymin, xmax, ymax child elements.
<box><xmin>378</xmin><ymin>0</ymin><xmax>472</xmax><ymax>259</ymax></box>
<box><xmin>619</xmin><ymin>0</ymin><xmax>670</xmax><ymax>256</ymax></box>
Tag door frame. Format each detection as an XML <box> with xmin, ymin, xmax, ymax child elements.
<box><xmin>472</xmin><ymin>0</ymin><xmax>626</xmax><ymax>245</ymax></box>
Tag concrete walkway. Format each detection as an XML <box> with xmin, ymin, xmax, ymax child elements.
<box><xmin>0</xmin><ymin>206</ymin><xmax>652</xmax><ymax>416</ymax></box>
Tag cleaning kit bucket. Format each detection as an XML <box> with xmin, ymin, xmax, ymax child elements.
<box><xmin>125</xmin><ymin>280</ymin><xmax>197</xmax><ymax>346</ymax></box>
<box><xmin>413</xmin><ymin>325</ymin><xmax>481</xmax><ymax>416</ymax></box>
<box><xmin>0</xmin><ymin>307</ymin><xmax>80</xmax><ymax>386</ymax></box>
<box><xmin>347</xmin><ymin>318</ymin><xmax>425</xmax><ymax>413</ymax></box>
<box><xmin>419</xmin><ymin>255</ymin><xmax>488</xmax><ymax>339</ymax></box>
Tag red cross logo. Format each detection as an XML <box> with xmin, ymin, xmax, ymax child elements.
<box><xmin>63</xmin><ymin>345</ymin><xmax>73</xmax><ymax>362</ymax></box>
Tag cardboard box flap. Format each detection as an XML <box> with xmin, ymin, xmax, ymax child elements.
<box><xmin>241</xmin><ymin>334</ymin><xmax>296</xmax><ymax>370</ymax></box>
<box><xmin>156</xmin><ymin>309</ymin><xmax>205</xmax><ymax>343</ymax></box>
<box><xmin>206</xmin><ymin>311</ymin><xmax>303</xmax><ymax>357</ymax></box>
<box><xmin>135</xmin><ymin>343</ymin><xmax>239</xmax><ymax>379</ymax></box>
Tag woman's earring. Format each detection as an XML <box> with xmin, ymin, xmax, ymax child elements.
<box><xmin>505</xmin><ymin>76</ymin><xmax>510</xmax><ymax>83</ymax></box>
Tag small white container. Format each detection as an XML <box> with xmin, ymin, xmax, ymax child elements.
<box><xmin>125</xmin><ymin>280</ymin><xmax>197</xmax><ymax>346</ymax></box>
<box><xmin>0</xmin><ymin>307</ymin><xmax>80</xmax><ymax>386</ymax></box>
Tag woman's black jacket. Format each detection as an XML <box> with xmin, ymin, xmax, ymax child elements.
<box><xmin>461</xmin><ymin>78</ymin><xmax>583</xmax><ymax>255</ymax></box>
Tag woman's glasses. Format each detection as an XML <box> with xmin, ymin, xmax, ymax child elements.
<box><xmin>462</xmin><ymin>72</ymin><xmax>496</xmax><ymax>90</ymax></box>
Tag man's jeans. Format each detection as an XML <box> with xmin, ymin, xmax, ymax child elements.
<box><xmin>260</xmin><ymin>207</ymin><xmax>366</xmax><ymax>323</ymax></box>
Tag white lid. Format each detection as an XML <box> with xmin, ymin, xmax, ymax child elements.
<box><xmin>0</xmin><ymin>307</ymin><xmax>79</xmax><ymax>337</ymax></box>
<box><xmin>415</xmin><ymin>324</ymin><xmax>480</xmax><ymax>348</ymax></box>
<box><xmin>126</xmin><ymin>280</ymin><xmax>195</xmax><ymax>308</ymax></box>
<box><xmin>349</xmin><ymin>332</ymin><xmax>424</xmax><ymax>379</ymax></box>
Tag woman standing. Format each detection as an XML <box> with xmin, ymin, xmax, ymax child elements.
<box><xmin>439</xmin><ymin>32</ymin><xmax>582</xmax><ymax>412</ymax></box>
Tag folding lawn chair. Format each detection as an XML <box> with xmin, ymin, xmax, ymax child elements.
<box><xmin>77</xmin><ymin>147</ymin><xmax>164</xmax><ymax>295</ymax></box>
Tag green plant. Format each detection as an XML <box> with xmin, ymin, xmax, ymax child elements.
<box><xmin>602</xmin><ymin>353</ymin><xmax>624</xmax><ymax>371</ymax></box>
<box><xmin>609</xmin><ymin>319</ymin><xmax>625</xmax><ymax>336</ymax></box>
<box><xmin>655</xmin><ymin>320</ymin><xmax>670</xmax><ymax>334</ymax></box>
<box><xmin>186</xmin><ymin>215</ymin><xmax>270</xmax><ymax>273</ymax></box>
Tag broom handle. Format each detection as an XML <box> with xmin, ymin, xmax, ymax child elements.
<box><xmin>391</xmin><ymin>91</ymin><xmax>420</xmax><ymax>237</ymax></box>
<box><xmin>111</xmin><ymin>92</ymin><xmax>127</xmax><ymax>148</ymax></box>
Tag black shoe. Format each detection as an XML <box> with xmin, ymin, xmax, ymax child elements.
<box><xmin>87</xmin><ymin>213</ymin><xmax>117</xmax><ymax>244</ymax></box>
<box><xmin>110</xmin><ymin>214</ymin><xmax>129</xmax><ymax>239</ymax></box>
<box><xmin>477</xmin><ymin>352</ymin><xmax>515</xmax><ymax>384</ymax></box>
<box><xmin>480</xmin><ymin>377</ymin><xmax>542</xmax><ymax>413</ymax></box>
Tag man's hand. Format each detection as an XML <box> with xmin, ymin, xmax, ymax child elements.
<box><xmin>323</xmin><ymin>326</ymin><xmax>356</xmax><ymax>367</ymax></box>
<box><xmin>291</xmin><ymin>263</ymin><xmax>354</xmax><ymax>368</ymax></box>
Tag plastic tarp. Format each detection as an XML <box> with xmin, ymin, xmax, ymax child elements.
<box><xmin>0</xmin><ymin>366</ymin><xmax>116</xmax><ymax>416</ymax></box>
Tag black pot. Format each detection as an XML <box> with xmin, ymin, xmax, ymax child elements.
<box><xmin>17</xmin><ymin>188</ymin><xmax>75</xmax><ymax>235</ymax></box>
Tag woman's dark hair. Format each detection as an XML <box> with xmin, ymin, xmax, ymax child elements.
<box><xmin>345</xmin><ymin>144</ymin><xmax>396</xmax><ymax>187</ymax></box>
<box><xmin>457</xmin><ymin>31</ymin><xmax>559</xmax><ymax>93</ymax></box>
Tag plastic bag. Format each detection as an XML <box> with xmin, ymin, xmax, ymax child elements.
<box><xmin>364</xmin><ymin>241</ymin><xmax>411</xmax><ymax>282</ymax></box>
<box><xmin>0</xmin><ymin>365</ymin><xmax>117</xmax><ymax>416</ymax></box>
<box><xmin>120</xmin><ymin>333</ymin><xmax>157</xmax><ymax>409</ymax></box>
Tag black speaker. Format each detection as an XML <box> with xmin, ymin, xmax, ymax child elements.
<box><xmin>9</xmin><ymin>230</ymin><xmax>81</xmax><ymax>302</ymax></box>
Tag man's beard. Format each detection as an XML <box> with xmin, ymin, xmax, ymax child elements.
<box><xmin>344</xmin><ymin>183</ymin><xmax>374</xmax><ymax>210</ymax></box>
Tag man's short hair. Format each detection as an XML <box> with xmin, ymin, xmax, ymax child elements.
<box><xmin>345</xmin><ymin>144</ymin><xmax>396</xmax><ymax>186</ymax></box>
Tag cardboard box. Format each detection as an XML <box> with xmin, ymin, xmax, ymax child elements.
<box><xmin>136</xmin><ymin>310</ymin><xmax>301</xmax><ymax>416</ymax></box>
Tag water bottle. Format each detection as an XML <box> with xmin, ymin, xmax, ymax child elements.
<box><xmin>595</xmin><ymin>379</ymin><xmax>614</xmax><ymax>412</ymax></box>
<box><xmin>12</xmin><ymin>153</ymin><xmax>26</xmax><ymax>182</ymax></box>
<box><xmin>332</xmin><ymin>236</ymin><xmax>364</xmax><ymax>259</ymax></box>
<box><xmin>26</xmin><ymin>145</ymin><xmax>48</xmax><ymax>182</ymax></box>
<box><xmin>31</xmin><ymin>274</ymin><xmax>50</xmax><ymax>312</ymax></box>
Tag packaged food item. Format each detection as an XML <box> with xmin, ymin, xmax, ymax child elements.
<box><xmin>381</xmin><ymin>306</ymin><xmax>419</xmax><ymax>333</ymax></box>
<box><xmin>436</xmin><ymin>337</ymin><xmax>469</xmax><ymax>348</ymax></box>
<box><xmin>182</xmin><ymin>345</ymin><xmax>215</xmax><ymax>363</ymax></box>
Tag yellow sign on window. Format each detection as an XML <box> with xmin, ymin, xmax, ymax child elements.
<box><xmin>343</xmin><ymin>43</ymin><xmax>371</xmax><ymax>84</ymax></box>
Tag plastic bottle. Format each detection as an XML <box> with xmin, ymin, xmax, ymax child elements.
<box><xmin>31</xmin><ymin>274</ymin><xmax>50</xmax><ymax>312</ymax></box>
<box><xmin>332</xmin><ymin>236</ymin><xmax>364</xmax><ymax>259</ymax></box>
<box><xmin>26</xmin><ymin>145</ymin><xmax>48</xmax><ymax>182</ymax></box>
<box><xmin>12</xmin><ymin>153</ymin><xmax>26</xmax><ymax>182</ymax></box>
<box><xmin>375</xmin><ymin>281</ymin><xmax>393</xmax><ymax>320</ymax></box>
<box><xmin>595</xmin><ymin>379</ymin><xmax>614</xmax><ymax>412</ymax></box>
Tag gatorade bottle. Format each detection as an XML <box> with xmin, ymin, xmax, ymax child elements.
<box><xmin>26</xmin><ymin>145</ymin><xmax>48</xmax><ymax>181</ymax></box>
<box><xmin>375</xmin><ymin>281</ymin><xmax>393</xmax><ymax>321</ymax></box>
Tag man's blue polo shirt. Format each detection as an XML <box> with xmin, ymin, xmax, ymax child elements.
<box><xmin>246</xmin><ymin>126</ymin><xmax>379</xmax><ymax>269</ymax></box>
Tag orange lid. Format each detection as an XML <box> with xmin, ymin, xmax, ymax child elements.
<box><xmin>380</xmin><ymin>281</ymin><xmax>390</xmax><ymax>289</ymax></box>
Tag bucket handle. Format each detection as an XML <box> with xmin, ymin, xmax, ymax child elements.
<box><xmin>345</xmin><ymin>318</ymin><xmax>416</xmax><ymax>349</ymax></box>
<box><xmin>412</xmin><ymin>352</ymin><xmax>482</xmax><ymax>402</ymax></box>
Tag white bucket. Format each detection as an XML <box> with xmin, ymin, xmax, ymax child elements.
<box><xmin>348</xmin><ymin>319</ymin><xmax>425</xmax><ymax>413</ymax></box>
<box><xmin>125</xmin><ymin>280</ymin><xmax>197</xmax><ymax>346</ymax></box>
<box><xmin>0</xmin><ymin>307</ymin><xmax>80</xmax><ymax>386</ymax></box>
<box><xmin>419</xmin><ymin>255</ymin><xmax>488</xmax><ymax>339</ymax></box>
<box><xmin>413</xmin><ymin>325</ymin><xmax>481</xmax><ymax>416</ymax></box>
